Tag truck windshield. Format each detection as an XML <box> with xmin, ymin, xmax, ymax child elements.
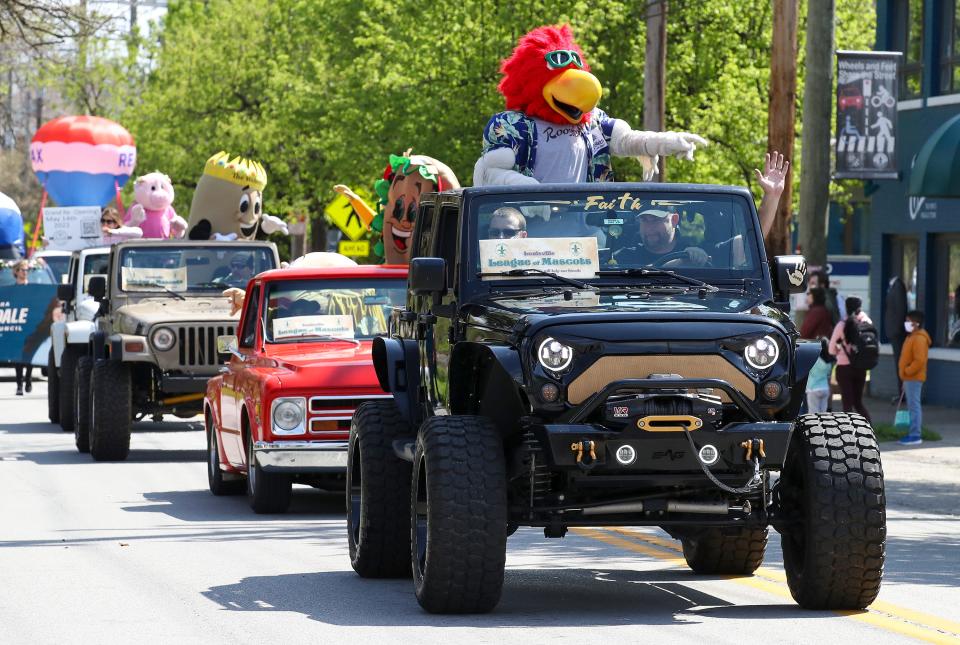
<box><xmin>117</xmin><ymin>246</ymin><xmax>276</xmax><ymax>293</ymax></box>
<box><xmin>263</xmin><ymin>278</ymin><xmax>406</xmax><ymax>343</ymax></box>
<box><xmin>472</xmin><ymin>190</ymin><xmax>761</xmax><ymax>284</ymax></box>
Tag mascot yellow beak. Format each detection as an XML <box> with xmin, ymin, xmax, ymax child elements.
<box><xmin>543</xmin><ymin>69</ymin><xmax>603</xmax><ymax>124</ymax></box>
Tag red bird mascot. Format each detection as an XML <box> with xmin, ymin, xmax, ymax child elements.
<box><xmin>474</xmin><ymin>24</ymin><xmax>706</xmax><ymax>185</ymax></box>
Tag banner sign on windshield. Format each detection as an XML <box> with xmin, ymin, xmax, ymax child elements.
<box><xmin>272</xmin><ymin>314</ymin><xmax>355</xmax><ymax>340</ymax></box>
<box><xmin>834</xmin><ymin>50</ymin><xmax>901</xmax><ymax>179</ymax></box>
<box><xmin>479</xmin><ymin>237</ymin><xmax>599</xmax><ymax>280</ymax></box>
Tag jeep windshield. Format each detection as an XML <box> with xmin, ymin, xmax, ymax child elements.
<box><xmin>263</xmin><ymin>278</ymin><xmax>406</xmax><ymax>343</ymax></box>
<box><xmin>117</xmin><ymin>246</ymin><xmax>276</xmax><ymax>293</ymax></box>
<box><xmin>472</xmin><ymin>189</ymin><xmax>762</xmax><ymax>287</ymax></box>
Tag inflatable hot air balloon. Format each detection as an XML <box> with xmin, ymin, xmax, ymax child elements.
<box><xmin>0</xmin><ymin>191</ymin><xmax>24</xmax><ymax>259</ymax></box>
<box><xmin>30</xmin><ymin>116</ymin><xmax>136</xmax><ymax>207</ymax></box>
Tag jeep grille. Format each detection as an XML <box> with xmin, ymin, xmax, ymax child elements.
<box><xmin>568</xmin><ymin>355</ymin><xmax>754</xmax><ymax>404</ymax></box>
<box><xmin>175</xmin><ymin>324</ymin><xmax>236</xmax><ymax>367</ymax></box>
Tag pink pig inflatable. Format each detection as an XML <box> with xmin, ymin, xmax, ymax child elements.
<box><xmin>125</xmin><ymin>172</ymin><xmax>188</xmax><ymax>239</ymax></box>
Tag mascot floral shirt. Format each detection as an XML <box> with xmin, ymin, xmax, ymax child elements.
<box><xmin>481</xmin><ymin>108</ymin><xmax>617</xmax><ymax>182</ymax></box>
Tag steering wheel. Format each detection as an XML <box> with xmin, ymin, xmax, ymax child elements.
<box><xmin>651</xmin><ymin>249</ymin><xmax>713</xmax><ymax>268</ymax></box>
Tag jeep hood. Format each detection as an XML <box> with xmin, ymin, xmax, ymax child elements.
<box><xmin>114</xmin><ymin>297</ymin><xmax>238</xmax><ymax>334</ymax></box>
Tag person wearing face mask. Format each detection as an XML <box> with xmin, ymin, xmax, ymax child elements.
<box><xmin>898</xmin><ymin>311</ymin><xmax>931</xmax><ymax>446</ymax></box>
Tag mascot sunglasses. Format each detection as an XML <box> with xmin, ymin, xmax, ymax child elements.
<box><xmin>544</xmin><ymin>49</ymin><xmax>584</xmax><ymax>70</ymax></box>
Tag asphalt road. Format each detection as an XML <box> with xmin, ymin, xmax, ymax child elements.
<box><xmin>2</xmin><ymin>377</ymin><xmax>959</xmax><ymax>644</ymax></box>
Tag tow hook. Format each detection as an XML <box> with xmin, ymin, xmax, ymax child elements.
<box><xmin>571</xmin><ymin>440</ymin><xmax>598</xmax><ymax>472</ymax></box>
<box><xmin>740</xmin><ymin>438</ymin><xmax>765</xmax><ymax>485</ymax></box>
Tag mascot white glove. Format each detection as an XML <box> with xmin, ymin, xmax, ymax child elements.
<box><xmin>260</xmin><ymin>214</ymin><xmax>289</xmax><ymax>235</ymax></box>
<box><xmin>127</xmin><ymin>203</ymin><xmax>146</xmax><ymax>226</ymax></box>
<box><xmin>610</xmin><ymin>120</ymin><xmax>708</xmax><ymax>180</ymax></box>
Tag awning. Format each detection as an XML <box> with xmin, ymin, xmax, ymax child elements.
<box><xmin>908</xmin><ymin>113</ymin><xmax>960</xmax><ymax>197</ymax></box>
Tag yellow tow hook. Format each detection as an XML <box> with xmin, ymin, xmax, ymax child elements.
<box><xmin>571</xmin><ymin>440</ymin><xmax>598</xmax><ymax>472</ymax></box>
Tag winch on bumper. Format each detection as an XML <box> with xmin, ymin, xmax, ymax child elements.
<box><xmin>253</xmin><ymin>440</ymin><xmax>348</xmax><ymax>473</ymax></box>
<box><xmin>529</xmin><ymin>377</ymin><xmax>792</xmax><ymax>476</ymax></box>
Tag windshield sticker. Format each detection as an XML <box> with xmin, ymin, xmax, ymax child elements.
<box><xmin>613</xmin><ymin>299</ymin><xmax>708</xmax><ymax>311</ymax></box>
<box><xmin>479</xmin><ymin>237</ymin><xmax>599</xmax><ymax>280</ymax></box>
<box><xmin>583</xmin><ymin>193</ymin><xmax>702</xmax><ymax>211</ymax></box>
<box><xmin>500</xmin><ymin>291</ymin><xmax>601</xmax><ymax>309</ymax></box>
<box><xmin>120</xmin><ymin>266</ymin><xmax>187</xmax><ymax>292</ymax></box>
<box><xmin>272</xmin><ymin>314</ymin><xmax>355</xmax><ymax>340</ymax></box>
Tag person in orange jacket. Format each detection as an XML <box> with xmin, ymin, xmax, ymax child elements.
<box><xmin>898</xmin><ymin>310</ymin><xmax>931</xmax><ymax>445</ymax></box>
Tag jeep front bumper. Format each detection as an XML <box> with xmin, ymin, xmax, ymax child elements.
<box><xmin>253</xmin><ymin>440</ymin><xmax>348</xmax><ymax>473</ymax></box>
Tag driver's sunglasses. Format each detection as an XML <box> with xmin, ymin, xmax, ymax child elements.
<box><xmin>544</xmin><ymin>49</ymin><xmax>584</xmax><ymax>70</ymax></box>
<box><xmin>489</xmin><ymin>227</ymin><xmax>521</xmax><ymax>239</ymax></box>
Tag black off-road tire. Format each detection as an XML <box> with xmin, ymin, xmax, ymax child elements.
<box><xmin>74</xmin><ymin>356</ymin><xmax>93</xmax><ymax>453</ymax></box>
<box><xmin>411</xmin><ymin>415</ymin><xmax>507</xmax><ymax>614</ymax></box>
<box><xmin>47</xmin><ymin>348</ymin><xmax>60</xmax><ymax>424</ymax></box>
<box><xmin>778</xmin><ymin>412</ymin><xmax>886</xmax><ymax>610</ymax></box>
<box><xmin>681</xmin><ymin>527</ymin><xmax>768</xmax><ymax>575</ymax></box>
<box><xmin>246</xmin><ymin>425</ymin><xmax>291</xmax><ymax>514</ymax></box>
<box><xmin>347</xmin><ymin>400</ymin><xmax>414</xmax><ymax>578</ymax></box>
<box><xmin>58</xmin><ymin>347</ymin><xmax>81</xmax><ymax>432</ymax></box>
<box><xmin>207</xmin><ymin>411</ymin><xmax>243</xmax><ymax>496</ymax></box>
<box><xmin>89</xmin><ymin>360</ymin><xmax>132</xmax><ymax>461</ymax></box>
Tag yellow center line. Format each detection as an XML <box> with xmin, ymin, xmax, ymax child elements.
<box><xmin>572</xmin><ymin>527</ymin><xmax>960</xmax><ymax>644</ymax></box>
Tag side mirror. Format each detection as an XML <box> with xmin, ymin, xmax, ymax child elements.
<box><xmin>409</xmin><ymin>257</ymin><xmax>446</xmax><ymax>295</ymax></box>
<box><xmin>57</xmin><ymin>284</ymin><xmax>73</xmax><ymax>301</ymax></box>
<box><xmin>216</xmin><ymin>334</ymin><xmax>238</xmax><ymax>361</ymax></box>
<box><xmin>87</xmin><ymin>275</ymin><xmax>107</xmax><ymax>301</ymax></box>
<box><xmin>772</xmin><ymin>254</ymin><xmax>807</xmax><ymax>299</ymax></box>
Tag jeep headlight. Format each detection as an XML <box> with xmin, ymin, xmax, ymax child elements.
<box><xmin>151</xmin><ymin>327</ymin><xmax>176</xmax><ymax>352</ymax></box>
<box><xmin>271</xmin><ymin>397</ymin><xmax>305</xmax><ymax>434</ymax></box>
<box><xmin>744</xmin><ymin>335</ymin><xmax>779</xmax><ymax>371</ymax></box>
<box><xmin>538</xmin><ymin>337</ymin><xmax>574</xmax><ymax>372</ymax></box>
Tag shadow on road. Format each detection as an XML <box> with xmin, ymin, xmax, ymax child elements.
<box><xmin>885</xmin><ymin>479</ymin><xmax>960</xmax><ymax>516</ymax></box>
<box><xmin>0</xmin><ymin>420</ymin><xmax>202</xmax><ymax>435</ymax></box>
<box><xmin>121</xmin><ymin>488</ymin><xmax>344</xmax><ymax>522</ymax></box>
<box><xmin>201</xmin><ymin>567</ymin><xmax>831</xmax><ymax>627</ymax></box>
<box><xmin>10</xmin><ymin>448</ymin><xmax>206</xmax><ymax>465</ymax></box>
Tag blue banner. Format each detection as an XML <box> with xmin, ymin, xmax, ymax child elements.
<box><xmin>0</xmin><ymin>285</ymin><xmax>59</xmax><ymax>366</ymax></box>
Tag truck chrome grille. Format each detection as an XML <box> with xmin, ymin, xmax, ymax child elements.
<box><xmin>175</xmin><ymin>324</ymin><xmax>235</xmax><ymax>367</ymax></box>
<box><xmin>307</xmin><ymin>395</ymin><xmax>393</xmax><ymax>440</ymax></box>
<box><xmin>568</xmin><ymin>355</ymin><xmax>754</xmax><ymax>404</ymax></box>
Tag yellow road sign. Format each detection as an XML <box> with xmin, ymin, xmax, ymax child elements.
<box><xmin>338</xmin><ymin>240</ymin><xmax>370</xmax><ymax>257</ymax></box>
<box><xmin>324</xmin><ymin>193</ymin><xmax>368</xmax><ymax>241</ymax></box>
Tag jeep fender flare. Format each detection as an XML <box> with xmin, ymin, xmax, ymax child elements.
<box><xmin>793</xmin><ymin>340</ymin><xmax>822</xmax><ymax>382</ymax></box>
<box><xmin>65</xmin><ymin>320</ymin><xmax>96</xmax><ymax>346</ymax></box>
<box><xmin>449</xmin><ymin>342</ymin><xmax>528</xmax><ymax>436</ymax></box>
<box><xmin>372</xmin><ymin>336</ymin><xmax>421</xmax><ymax>426</ymax></box>
<box><xmin>50</xmin><ymin>320</ymin><xmax>66</xmax><ymax>367</ymax></box>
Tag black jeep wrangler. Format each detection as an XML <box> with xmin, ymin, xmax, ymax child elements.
<box><xmin>348</xmin><ymin>183</ymin><xmax>885</xmax><ymax>614</ymax></box>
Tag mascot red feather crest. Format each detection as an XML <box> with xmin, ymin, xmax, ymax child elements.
<box><xmin>475</xmin><ymin>24</ymin><xmax>707</xmax><ymax>186</ymax></box>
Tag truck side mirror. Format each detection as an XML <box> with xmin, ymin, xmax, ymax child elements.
<box><xmin>772</xmin><ymin>255</ymin><xmax>808</xmax><ymax>305</ymax></box>
<box><xmin>87</xmin><ymin>275</ymin><xmax>107</xmax><ymax>301</ymax></box>
<box><xmin>216</xmin><ymin>334</ymin><xmax>238</xmax><ymax>361</ymax></box>
<box><xmin>409</xmin><ymin>257</ymin><xmax>446</xmax><ymax>295</ymax></box>
<box><xmin>57</xmin><ymin>284</ymin><xmax>73</xmax><ymax>302</ymax></box>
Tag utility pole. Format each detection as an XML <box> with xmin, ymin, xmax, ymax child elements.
<box><xmin>766</xmin><ymin>0</ymin><xmax>798</xmax><ymax>258</ymax></box>
<box><xmin>644</xmin><ymin>0</ymin><xmax>667</xmax><ymax>181</ymax></box>
<box><xmin>798</xmin><ymin>0</ymin><xmax>835</xmax><ymax>270</ymax></box>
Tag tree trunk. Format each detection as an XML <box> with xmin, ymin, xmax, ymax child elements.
<box><xmin>644</xmin><ymin>0</ymin><xmax>667</xmax><ymax>182</ymax></box>
<box><xmin>766</xmin><ymin>0</ymin><xmax>799</xmax><ymax>259</ymax></box>
<box><xmin>798</xmin><ymin>0</ymin><xmax>835</xmax><ymax>270</ymax></box>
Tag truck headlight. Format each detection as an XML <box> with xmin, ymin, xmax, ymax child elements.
<box><xmin>151</xmin><ymin>327</ymin><xmax>176</xmax><ymax>352</ymax></box>
<box><xmin>271</xmin><ymin>397</ymin><xmax>305</xmax><ymax>434</ymax></box>
<box><xmin>744</xmin><ymin>335</ymin><xmax>779</xmax><ymax>371</ymax></box>
<box><xmin>538</xmin><ymin>337</ymin><xmax>574</xmax><ymax>372</ymax></box>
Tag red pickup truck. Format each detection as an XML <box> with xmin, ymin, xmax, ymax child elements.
<box><xmin>203</xmin><ymin>264</ymin><xmax>407</xmax><ymax>513</ymax></box>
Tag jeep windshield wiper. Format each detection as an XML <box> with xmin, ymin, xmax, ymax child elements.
<box><xmin>478</xmin><ymin>268</ymin><xmax>595</xmax><ymax>290</ymax></box>
<box><xmin>127</xmin><ymin>281</ymin><xmax>186</xmax><ymax>300</ymax></box>
<box><xmin>595</xmin><ymin>268</ymin><xmax>718</xmax><ymax>292</ymax></box>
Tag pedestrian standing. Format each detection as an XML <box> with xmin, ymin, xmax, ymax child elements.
<box><xmin>805</xmin><ymin>339</ymin><xmax>834</xmax><ymax>413</ymax></box>
<box><xmin>800</xmin><ymin>287</ymin><xmax>834</xmax><ymax>339</ymax></box>
<box><xmin>898</xmin><ymin>310</ymin><xmax>931</xmax><ymax>446</ymax></box>
<box><xmin>809</xmin><ymin>270</ymin><xmax>842</xmax><ymax>325</ymax></box>
<box><xmin>829</xmin><ymin>296</ymin><xmax>876</xmax><ymax>422</ymax></box>
<box><xmin>10</xmin><ymin>259</ymin><xmax>33</xmax><ymax>395</ymax></box>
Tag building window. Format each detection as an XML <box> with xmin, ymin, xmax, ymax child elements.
<box><xmin>895</xmin><ymin>0</ymin><xmax>925</xmax><ymax>98</ymax></box>
<box><xmin>941</xmin><ymin>1</ymin><xmax>960</xmax><ymax>93</ymax></box>
<box><xmin>937</xmin><ymin>237</ymin><xmax>960</xmax><ymax>346</ymax></box>
<box><xmin>890</xmin><ymin>236</ymin><xmax>920</xmax><ymax>310</ymax></box>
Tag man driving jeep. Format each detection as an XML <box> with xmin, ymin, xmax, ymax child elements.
<box><xmin>615</xmin><ymin>209</ymin><xmax>710</xmax><ymax>266</ymax></box>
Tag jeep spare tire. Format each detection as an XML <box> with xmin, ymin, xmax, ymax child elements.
<box><xmin>778</xmin><ymin>412</ymin><xmax>886</xmax><ymax>610</ymax></box>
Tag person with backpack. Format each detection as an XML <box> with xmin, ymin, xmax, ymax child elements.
<box><xmin>829</xmin><ymin>296</ymin><xmax>878</xmax><ymax>422</ymax></box>
<box><xmin>898</xmin><ymin>310</ymin><xmax>931</xmax><ymax>446</ymax></box>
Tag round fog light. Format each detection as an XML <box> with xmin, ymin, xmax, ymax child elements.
<box><xmin>698</xmin><ymin>444</ymin><xmax>720</xmax><ymax>465</ymax></box>
<box><xmin>540</xmin><ymin>383</ymin><xmax>560</xmax><ymax>402</ymax></box>
<box><xmin>615</xmin><ymin>444</ymin><xmax>637</xmax><ymax>465</ymax></box>
<box><xmin>762</xmin><ymin>380</ymin><xmax>783</xmax><ymax>400</ymax></box>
